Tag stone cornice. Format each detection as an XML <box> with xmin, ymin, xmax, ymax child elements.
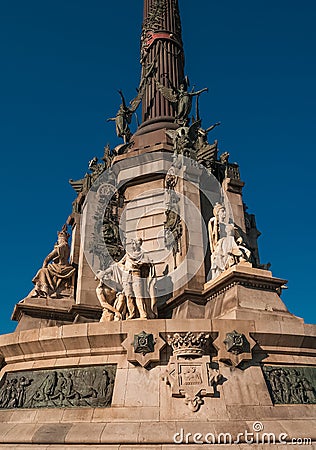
<box><xmin>1</xmin><ymin>319</ymin><xmax>315</xmax><ymax>368</ymax></box>
<box><xmin>203</xmin><ymin>264</ymin><xmax>287</xmax><ymax>301</ymax></box>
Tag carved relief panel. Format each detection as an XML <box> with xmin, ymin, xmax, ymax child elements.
<box><xmin>262</xmin><ymin>366</ymin><xmax>316</xmax><ymax>405</ymax></box>
<box><xmin>0</xmin><ymin>365</ymin><xmax>116</xmax><ymax>409</ymax></box>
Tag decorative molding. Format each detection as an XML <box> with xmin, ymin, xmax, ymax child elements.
<box><xmin>11</xmin><ymin>299</ymin><xmax>103</xmax><ymax>326</ymax></box>
<box><xmin>223</xmin><ymin>330</ymin><xmax>250</xmax><ymax>356</ymax></box>
<box><xmin>167</xmin><ymin>332</ymin><xmax>209</xmax><ymax>357</ymax></box>
<box><xmin>164</xmin><ymin>331</ymin><xmax>224</xmax><ymax>412</ymax></box>
<box><xmin>204</xmin><ymin>266</ymin><xmax>287</xmax><ymax>301</ymax></box>
<box><xmin>164</xmin><ymin>356</ymin><xmax>224</xmax><ymax>412</ymax></box>
<box><xmin>164</xmin><ymin>166</ymin><xmax>182</xmax><ymax>269</ymax></box>
<box><xmin>121</xmin><ymin>331</ymin><xmax>166</xmax><ymax>368</ymax></box>
<box><xmin>213</xmin><ymin>327</ymin><xmax>256</xmax><ymax>368</ymax></box>
<box><xmin>133</xmin><ymin>331</ymin><xmax>155</xmax><ymax>356</ymax></box>
<box><xmin>89</xmin><ymin>182</ymin><xmax>125</xmax><ymax>270</ymax></box>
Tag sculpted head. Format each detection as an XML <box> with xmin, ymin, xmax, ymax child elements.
<box><xmin>131</xmin><ymin>237</ymin><xmax>143</xmax><ymax>251</ymax></box>
<box><xmin>57</xmin><ymin>224</ymin><xmax>70</xmax><ymax>244</ymax></box>
<box><xmin>213</xmin><ymin>203</ymin><xmax>226</xmax><ymax>223</ymax></box>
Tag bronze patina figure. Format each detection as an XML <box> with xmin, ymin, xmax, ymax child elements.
<box><xmin>155</xmin><ymin>77</ymin><xmax>208</xmax><ymax>125</ymax></box>
<box><xmin>197</xmin><ymin>122</ymin><xmax>221</xmax><ymax>150</ymax></box>
<box><xmin>107</xmin><ymin>64</ymin><xmax>155</xmax><ymax>143</ymax></box>
<box><xmin>107</xmin><ymin>91</ymin><xmax>133</xmax><ymax>144</ymax></box>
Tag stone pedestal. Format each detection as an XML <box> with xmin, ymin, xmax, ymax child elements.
<box><xmin>162</xmin><ymin>264</ymin><xmax>295</xmax><ymax>322</ymax></box>
<box><xmin>11</xmin><ymin>298</ymin><xmax>75</xmax><ymax>332</ymax></box>
<box><xmin>203</xmin><ymin>264</ymin><xmax>291</xmax><ymax>320</ymax></box>
<box><xmin>0</xmin><ymin>316</ymin><xmax>315</xmax><ymax>448</ymax></box>
<box><xmin>12</xmin><ymin>298</ymin><xmax>103</xmax><ymax>331</ymax></box>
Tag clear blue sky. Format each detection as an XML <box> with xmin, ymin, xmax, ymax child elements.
<box><xmin>0</xmin><ymin>0</ymin><xmax>315</xmax><ymax>334</ymax></box>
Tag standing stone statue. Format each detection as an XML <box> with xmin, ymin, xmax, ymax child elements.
<box><xmin>119</xmin><ymin>238</ymin><xmax>157</xmax><ymax>320</ymax></box>
<box><xmin>30</xmin><ymin>225</ymin><xmax>76</xmax><ymax>298</ymax></box>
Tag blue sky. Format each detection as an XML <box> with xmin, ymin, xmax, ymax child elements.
<box><xmin>0</xmin><ymin>0</ymin><xmax>315</xmax><ymax>334</ymax></box>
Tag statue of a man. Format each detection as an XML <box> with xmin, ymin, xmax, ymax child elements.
<box><xmin>119</xmin><ymin>238</ymin><xmax>157</xmax><ymax>320</ymax></box>
<box><xmin>30</xmin><ymin>225</ymin><xmax>76</xmax><ymax>298</ymax></box>
<box><xmin>95</xmin><ymin>266</ymin><xmax>126</xmax><ymax>322</ymax></box>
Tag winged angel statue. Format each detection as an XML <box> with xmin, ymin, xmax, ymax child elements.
<box><xmin>108</xmin><ymin>63</ymin><xmax>155</xmax><ymax>144</ymax></box>
<box><xmin>107</xmin><ymin>88</ymin><xmax>145</xmax><ymax>144</ymax></box>
<box><xmin>155</xmin><ymin>77</ymin><xmax>208</xmax><ymax>126</ymax></box>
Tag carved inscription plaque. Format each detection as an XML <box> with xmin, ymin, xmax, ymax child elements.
<box><xmin>262</xmin><ymin>366</ymin><xmax>316</xmax><ymax>405</ymax></box>
<box><xmin>0</xmin><ymin>365</ymin><xmax>116</xmax><ymax>409</ymax></box>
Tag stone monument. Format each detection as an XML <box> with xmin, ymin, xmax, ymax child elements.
<box><xmin>0</xmin><ymin>0</ymin><xmax>315</xmax><ymax>448</ymax></box>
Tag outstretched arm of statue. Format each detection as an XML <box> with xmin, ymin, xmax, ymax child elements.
<box><xmin>106</xmin><ymin>117</ymin><xmax>116</xmax><ymax>122</ymax></box>
<box><xmin>205</xmin><ymin>122</ymin><xmax>221</xmax><ymax>133</ymax></box>
<box><xmin>192</xmin><ymin>87</ymin><xmax>208</xmax><ymax>96</ymax></box>
<box><xmin>118</xmin><ymin>90</ymin><xmax>128</xmax><ymax>110</ymax></box>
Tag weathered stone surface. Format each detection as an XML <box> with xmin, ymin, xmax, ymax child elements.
<box><xmin>32</xmin><ymin>424</ymin><xmax>72</xmax><ymax>444</ymax></box>
<box><xmin>65</xmin><ymin>423</ymin><xmax>106</xmax><ymax>444</ymax></box>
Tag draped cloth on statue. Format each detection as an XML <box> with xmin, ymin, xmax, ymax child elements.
<box><xmin>32</xmin><ymin>241</ymin><xmax>76</xmax><ymax>297</ymax></box>
<box><xmin>97</xmin><ymin>252</ymin><xmax>157</xmax><ymax>320</ymax></box>
<box><xmin>118</xmin><ymin>248</ymin><xmax>157</xmax><ymax>319</ymax></box>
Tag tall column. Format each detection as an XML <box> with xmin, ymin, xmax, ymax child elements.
<box><xmin>139</xmin><ymin>0</ymin><xmax>185</xmax><ymax>131</ymax></box>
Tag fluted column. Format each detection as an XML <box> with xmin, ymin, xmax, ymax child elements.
<box><xmin>140</xmin><ymin>0</ymin><xmax>185</xmax><ymax>129</ymax></box>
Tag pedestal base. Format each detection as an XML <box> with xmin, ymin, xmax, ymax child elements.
<box><xmin>0</xmin><ymin>315</ymin><xmax>315</xmax><ymax>447</ymax></box>
<box><xmin>12</xmin><ymin>297</ymin><xmax>102</xmax><ymax>331</ymax></box>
